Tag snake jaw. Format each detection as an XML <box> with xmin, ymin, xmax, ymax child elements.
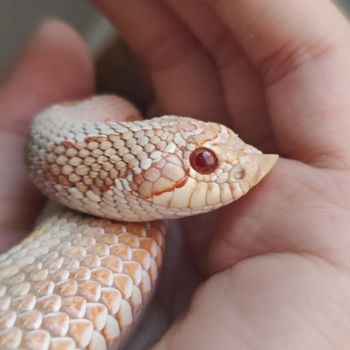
<box><xmin>134</xmin><ymin>154</ymin><xmax>189</xmax><ymax>201</ymax></box>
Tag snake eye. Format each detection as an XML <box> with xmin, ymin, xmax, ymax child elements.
<box><xmin>190</xmin><ymin>147</ymin><xmax>218</xmax><ymax>174</ymax></box>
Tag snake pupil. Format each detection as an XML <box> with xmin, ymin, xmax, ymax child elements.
<box><xmin>190</xmin><ymin>147</ymin><xmax>218</xmax><ymax>174</ymax></box>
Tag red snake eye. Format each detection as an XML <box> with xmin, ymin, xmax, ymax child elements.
<box><xmin>190</xmin><ymin>147</ymin><xmax>218</xmax><ymax>174</ymax></box>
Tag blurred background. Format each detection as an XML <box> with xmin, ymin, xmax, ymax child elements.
<box><xmin>0</xmin><ymin>0</ymin><xmax>349</xmax><ymax>349</ymax></box>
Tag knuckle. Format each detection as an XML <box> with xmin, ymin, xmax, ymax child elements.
<box><xmin>139</xmin><ymin>31</ymin><xmax>198</xmax><ymax>72</ymax></box>
<box><xmin>260</xmin><ymin>39</ymin><xmax>337</xmax><ymax>87</ymax></box>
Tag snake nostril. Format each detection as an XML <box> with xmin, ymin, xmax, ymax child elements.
<box><xmin>234</xmin><ymin>168</ymin><xmax>245</xmax><ymax>180</ymax></box>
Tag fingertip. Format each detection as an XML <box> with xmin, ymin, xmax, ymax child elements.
<box><xmin>33</xmin><ymin>18</ymin><xmax>94</xmax><ymax>79</ymax></box>
<box><xmin>2</xmin><ymin>18</ymin><xmax>95</xmax><ymax>122</ymax></box>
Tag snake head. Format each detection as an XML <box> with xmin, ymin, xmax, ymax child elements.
<box><xmin>134</xmin><ymin>117</ymin><xmax>278</xmax><ymax>216</ymax></box>
<box><xmin>27</xmin><ymin>94</ymin><xmax>277</xmax><ymax>221</ymax></box>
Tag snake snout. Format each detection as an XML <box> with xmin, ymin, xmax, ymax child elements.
<box><xmin>255</xmin><ymin>154</ymin><xmax>279</xmax><ymax>181</ymax></box>
<box><xmin>229</xmin><ymin>153</ymin><xmax>278</xmax><ymax>187</ymax></box>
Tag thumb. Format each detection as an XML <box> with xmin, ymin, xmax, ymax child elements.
<box><xmin>0</xmin><ymin>19</ymin><xmax>94</xmax><ymax>250</ymax></box>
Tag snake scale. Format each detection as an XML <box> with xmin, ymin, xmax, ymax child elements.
<box><xmin>0</xmin><ymin>95</ymin><xmax>277</xmax><ymax>349</ymax></box>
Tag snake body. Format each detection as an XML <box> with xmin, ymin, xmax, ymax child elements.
<box><xmin>0</xmin><ymin>95</ymin><xmax>277</xmax><ymax>349</ymax></box>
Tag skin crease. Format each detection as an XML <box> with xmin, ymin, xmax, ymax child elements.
<box><xmin>3</xmin><ymin>1</ymin><xmax>350</xmax><ymax>349</ymax></box>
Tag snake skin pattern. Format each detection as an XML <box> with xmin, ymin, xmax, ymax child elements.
<box><xmin>0</xmin><ymin>95</ymin><xmax>277</xmax><ymax>349</ymax></box>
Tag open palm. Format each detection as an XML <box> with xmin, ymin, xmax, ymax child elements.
<box><xmin>92</xmin><ymin>1</ymin><xmax>350</xmax><ymax>349</ymax></box>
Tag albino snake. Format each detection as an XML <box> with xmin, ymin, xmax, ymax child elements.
<box><xmin>0</xmin><ymin>95</ymin><xmax>277</xmax><ymax>350</ymax></box>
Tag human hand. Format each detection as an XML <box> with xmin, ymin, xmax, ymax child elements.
<box><xmin>0</xmin><ymin>20</ymin><xmax>94</xmax><ymax>251</ymax></box>
<box><xmin>91</xmin><ymin>0</ymin><xmax>350</xmax><ymax>349</ymax></box>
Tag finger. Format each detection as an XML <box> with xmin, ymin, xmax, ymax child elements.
<box><xmin>0</xmin><ymin>19</ymin><xmax>94</xmax><ymax>250</ymax></box>
<box><xmin>207</xmin><ymin>0</ymin><xmax>350</xmax><ymax>168</ymax></box>
<box><xmin>163</xmin><ymin>0</ymin><xmax>276</xmax><ymax>151</ymax></box>
<box><xmin>154</xmin><ymin>254</ymin><xmax>347</xmax><ymax>350</ymax></box>
<box><xmin>92</xmin><ymin>0</ymin><xmax>229</xmax><ymax>123</ymax></box>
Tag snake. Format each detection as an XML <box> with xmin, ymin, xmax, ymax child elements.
<box><xmin>0</xmin><ymin>95</ymin><xmax>277</xmax><ymax>350</ymax></box>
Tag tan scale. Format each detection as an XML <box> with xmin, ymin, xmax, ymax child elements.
<box><xmin>0</xmin><ymin>95</ymin><xmax>278</xmax><ymax>349</ymax></box>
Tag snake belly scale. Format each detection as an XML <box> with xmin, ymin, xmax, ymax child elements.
<box><xmin>0</xmin><ymin>95</ymin><xmax>277</xmax><ymax>350</ymax></box>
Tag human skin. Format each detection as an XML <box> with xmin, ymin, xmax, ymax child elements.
<box><xmin>2</xmin><ymin>0</ymin><xmax>350</xmax><ymax>349</ymax></box>
<box><xmin>90</xmin><ymin>1</ymin><xmax>350</xmax><ymax>348</ymax></box>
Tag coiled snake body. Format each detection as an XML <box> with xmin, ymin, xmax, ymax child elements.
<box><xmin>0</xmin><ymin>96</ymin><xmax>277</xmax><ymax>349</ymax></box>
